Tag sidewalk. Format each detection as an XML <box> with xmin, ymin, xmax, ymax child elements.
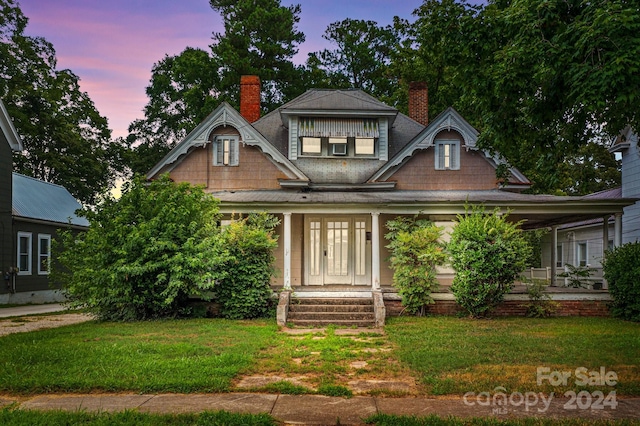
<box><xmin>0</xmin><ymin>303</ymin><xmax>66</xmax><ymax>318</ymax></box>
<box><xmin>1</xmin><ymin>393</ymin><xmax>638</xmax><ymax>424</ymax></box>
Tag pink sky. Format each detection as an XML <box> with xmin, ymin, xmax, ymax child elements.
<box><xmin>19</xmin><ymin>0</ymin><xmax>433</xmax><ymax>139</ymax></box>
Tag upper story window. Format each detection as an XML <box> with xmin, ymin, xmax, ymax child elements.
<box><xmin>435</xmin><ymin>140</ymin><xmax>460</xmax><ymax>170</ymax></box>
<box><xmin>298</xmin><ymin>118</ymin><xmax>379</xmax><ymax>159</ymax></box>
<box><xmin>213</xmin><ymin>136</ymin><xmax>239</xmax><ymax>166</ymax></box>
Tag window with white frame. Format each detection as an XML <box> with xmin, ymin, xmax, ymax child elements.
<box><xmin>577</xmin><ymin>242</ymin><xmax>588</xmax><ymax>267</ymax></box>
<box><xmin>213</xmin><ymin>136</ymin><xmax>239</xmax><ymax>166</ymax></box>
<box><xmin>556</xmin><ymin>244</ymin><xmax>563</xmax><ymax>267</ymax></box>
<box><xmin>435</xmin><ymin>140</ymin><xmax>460</xmax><ymax>170</ymax></box>
<box><xmin>17</xmin><ymin>232</ymin><xmax>32</xmax><ymax>275</ymax></box>
<box><xmin>38</xmin><ymin>234</ymin><xmax>51</xmax><ymax>275</ymax></box>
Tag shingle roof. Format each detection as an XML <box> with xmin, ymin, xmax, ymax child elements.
<box><xmin>12</xmin><ymin>173</ymin><xmax>89</xmax><ymax>227</ymax></box>
<box><xmin>278</xmin><ymin>89</ymin><xmax>398</xmax><ymax>113</ymax></box>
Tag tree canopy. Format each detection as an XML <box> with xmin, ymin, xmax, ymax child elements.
<box><xmin>1</xmin><ymin>0</ymin><xmax>124</xmax><ymax>205</ymax></box>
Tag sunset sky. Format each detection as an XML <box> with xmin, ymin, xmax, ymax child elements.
<box><xmin>18</xmin><ymin>1</ymin><xmax>455</xmax><ymax>139</ymax></box>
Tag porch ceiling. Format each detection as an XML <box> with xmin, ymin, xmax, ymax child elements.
<box><xmin>208</xmin><ymin>190</ymin><xmax>635</xmax><ymax>230</ymax></box>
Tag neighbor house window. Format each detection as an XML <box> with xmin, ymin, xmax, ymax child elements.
<box><xmin>17</xmin><ymin>232</ymin><xmax>32</xmax><ymax>275</ymax></box>
<box><xmin>213</xmin><ymin>136</ymin><xmax>239</xmax><ymax>166</ymax></box>
<box><xmin>577</xmin><ymin>242</ymin><xmax>588</xmax><ymax>267</ymax></box>
<box><xmin>355</xmin><ymin>138</ymin><xmax>375</xmax><ymax>155</ymax></box>
<box><xmin>301</xmin><ymin>137</ymin><xmax>322</xmax><ymax>154</ymax></box>
<box><xmin>435</xmin><ymin>140</ymin><xmax>460</xmax><ymax>170</ymax></box>
<box><xmin>38</xmin><ymin>234</ymin><xmax>51</xmax><ymax>275</ymax></box>
<box><xmin>556</xmin><ymin>244</ymin><xmax>563</xmax><ymax>268</ymax></box>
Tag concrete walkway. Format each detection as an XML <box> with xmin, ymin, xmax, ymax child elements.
<box><xmin>1</xmin><ymin>393</ymin><xmax>638</xmax><ymax>424</ymax></box>
<box><xmin>0</xmin><ymin>303</ymin><xmax>66</xmax><ymax>318</ymax></box>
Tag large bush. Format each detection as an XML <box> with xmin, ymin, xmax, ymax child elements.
<box><xmin>602</xmin><ymin>242</ymin><xmax>640</xmax><ymax>322</ymax></box>
<box><xmin>56</xmin><ymin>175</ymin><xmax>221</xmax><ymax>321</ymax></box>
<box><xmin>212</xmin><ymin>212</ymin><xmax>279</xmax><ymax>319</ymax></box>
<box><xmin>448</xmin><ymin>206</ymin><xmax>531</xmax><ymax>317</ymax></box>
<box><xmin>386</xmin><ymin>216</ymin><xmax>447</xmax><ymax>315</ymax></box>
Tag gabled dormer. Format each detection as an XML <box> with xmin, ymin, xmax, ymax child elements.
<box><xmin>278</xmin><ymin>90</ymin><xmax>398</xmax><ymax>162</ymax></box>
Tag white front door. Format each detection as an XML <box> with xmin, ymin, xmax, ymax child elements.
<box><xmin>305</xmin><ymin>216</ymin><xmax>370</xmax><ymax>286</ymax></box>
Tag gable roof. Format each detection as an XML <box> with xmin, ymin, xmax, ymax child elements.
<box><xmin>0</xmin><ymin>100</ymin><xmax>23</xmax><ymax>151</ymax></box>
<box><xmin>12</xmin><ymin>173</ymin><xmax>88</xmax><ymax>227</ymax></box>
<box><xmin>369</xmin><ymin>107</ymin><xmax>530</xmax><ymax>187</ymax></box>
<box><xmin>147</xmin><ymin>102</ymin><xmax>307</xmax><ymax>180</ymax></box>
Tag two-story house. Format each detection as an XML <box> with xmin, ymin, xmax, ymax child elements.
<box><xmin>148</xmin><ymin>77</ymin><xmax>631</xmax><ymax>321</ymax></box>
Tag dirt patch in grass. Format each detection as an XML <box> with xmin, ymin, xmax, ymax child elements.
<box><xmin>234</xmin><ymin>327</ymin><xmax>420</xmax><ymax>396</ymax></box>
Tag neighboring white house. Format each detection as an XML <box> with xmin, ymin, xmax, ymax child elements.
<box><xmin>610</xmin><ymin>127</ymin><xmax>640</xmax><ymax>244</ymax></box>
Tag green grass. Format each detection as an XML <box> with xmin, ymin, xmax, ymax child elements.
<box><xmin>0</xmin><ymin>318</ymin><xmax>277</xmax><ymax>394</ymax></box>
<box><xmin>1</xmin><ymin>316</ymin><xmax>638</xmax><ymax>398</ymax></box>
<box><xmin>385</xmin><ymin>316</ymin><xmax>640</xmax><ymax>395</ymax></box>
<box><xmin>365</xmin><ymin>414</ymin><xmax>640</xmax><ymax>426</ymax></box>
<box><xmin>0</xmin><ymin>408</ymin><xmax>277</xmax><ymax>426</ymax></box>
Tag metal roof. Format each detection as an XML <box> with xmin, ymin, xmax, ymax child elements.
<box><xmin>12</xmin><ymin>173</ymin><xmax>89</xmax><ymax>227</ymax></box>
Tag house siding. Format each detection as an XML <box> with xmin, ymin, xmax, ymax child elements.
<box><xmin>169</xmin><ymin>143</ymin><xmax>287</xmax><ymax>191</ymax></box>
<box><xmin>391</xmin><ymin>146</ymin><xmax>498</xmax><ymax>190</ymax></box>
<box><xmin>621</xmin><ymin>133</ymin><xmax>640</xmax><ymax>243</ymax></box>
<box><xmin>9</xmin><ymin>219</ymin><xmax>68</xmax><ymax>293</ymax></box>
<box><xmin>0</xmin><ymin>140</ymin><xmax>12</xmax><ymax>281</ymax></box>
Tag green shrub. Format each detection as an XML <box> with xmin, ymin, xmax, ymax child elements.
<box><xmin>55</xmin><ymin>175</ymin><xmax>221</xmax><ymax>321</ymax></box>
<box><xmin>212</xmin><ymin>212</ymin><xmax>279</xmax><ymax>320</ymax></box>
<box><xmin>521</xmin><ymin>279</ymin><xmax>559</xmax><ymax>317</ymax></box>
<box><xmin>447</xmin><ymin>206</ymin><xmax>530</xmax><ymax>317</ymax></box>
<box><xmin>386</xmin><ymin>217</ymin><xmax>447</xmax><ymax>315</ymax></box>
<box><xmin>602</xmin><ymin>242</ymin><xmax>640</xmax><ymax>322</ymax></box>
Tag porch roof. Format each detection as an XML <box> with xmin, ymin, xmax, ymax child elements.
<box><xmin>207</xmin><ymin>189</ymin><xmax>636</xmax><ymax>230</ymax></box>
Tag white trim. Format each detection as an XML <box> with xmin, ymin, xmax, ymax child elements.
<box><xmin>37</xmin><ymin>234</ymin><xmax>51</xmax><ymax>275</ymax></box>
<box><xmin>283</xmin><ymin>212</ymin><xmax>292</xmax><ymax>290</ymax></box>
<box><xmin>0</xmin><ymin>100</ymin><xmax>23</xmax><ymax>151</ymax></box>
<box><xmin>17</xmin><ymin>231</ymin><xmax>32</xmax><ymax>275</ymax></box>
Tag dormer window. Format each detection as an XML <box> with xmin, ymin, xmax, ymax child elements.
<box><xmin>301</xmin><ymin>137</ymin><xmax>322</xmax><ymax>154</ymax></box>
<box><xmin>355</xmin><ymin>138</ymin><xmax>375</xmax><ymax>155</ymax></box>
<box><xmin>297</xmin><ymin>118</ymin><xmax>379</xmax><ymax>159</ymax></box>
<box><xmin>329</xmin><ymin>137</ymin><xmax>347</xmax><ymax>156</ymax></box>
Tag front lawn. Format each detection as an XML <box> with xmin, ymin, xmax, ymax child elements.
<box><xmin>0</xmin><ymin>316</ymin><xmax>638</xmax><ymax>396</ymax></box>
<box><xmin>0</xmin><ymin>318</ymin><xmax>276</xmax><ymax>394</ymax></box>
<box><xmin>386</xmin><ymin>316</ymin><xmax>640</xmax><ymax>395</ymax></box>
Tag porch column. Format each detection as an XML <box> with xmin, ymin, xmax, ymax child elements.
<box><xmin>614</xmin><ymin>213</ymin><xmax>622</xmax><ymax>247</ymax></box>
<box><xmin>602</xmin><ymin>216</ymin><xmax>609</xmax><ymax>253</ymax></box>
<box><xmin>371</xmin><ymin>212</ymin><xmax>381</xmax><ymax>290</ymax></box>
<box><xmin>550</xmin><ymin>225</ymin><xmax>558</xmax><ymax>286</ymax></box>
<box><xmin>283</xmin><ymin>212</ymin><xmax>292</xmax><ymax>290</ymax></box>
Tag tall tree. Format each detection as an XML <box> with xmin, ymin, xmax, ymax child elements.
<box><xmin>209</xmin><ymin>0</ymin><xmax>306</xmax><ymax>110</ymax></box>
<box><xmin>126</xmin><ymin>47</ymin><xmax>220</xmax><ymax>175</ymax></box>
<box><xmin>308</xmin><ymin>19</ymin><xmax>398</xmax><ymax>101</ymax></box>
<box><xmin>1</xmin><ymin>0</ymin><xmax>121</xmax><ymax>205</ymax></box>
<box><xmin>468</xmin><ymin>0</ymin><xmax>636</xmax><ymax>193</ymax></box>
<box><xmin>390</xmin><ymin>0</ymin><xmax>481</xmax><ymax>117</ymax></box>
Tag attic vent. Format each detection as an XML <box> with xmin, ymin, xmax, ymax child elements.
<box><xmin>298</xmin><ymin>118</ymin><xmax>379</xmax><ymax>138</ymax></box>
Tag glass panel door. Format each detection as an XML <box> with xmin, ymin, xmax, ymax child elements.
<box><xmin>325</xmin><ymin>220</ymin><xmax>350</xmax><ymax>283</ymax></box>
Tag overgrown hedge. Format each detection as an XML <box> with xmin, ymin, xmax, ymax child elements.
<box><xmin>602</xmin><ymin>242</ymin><xmax>640</xmax><ymax>322</ymax></box>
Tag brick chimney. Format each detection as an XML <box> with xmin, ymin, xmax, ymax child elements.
<box><xmin>240</xmin><ymin>75</ymin><xmax>261</xmax><ymax>123</ymax></box>
<box><xmin>408</xmin><ymin>82</ymin><xmax>428</xmax><ymax>126</ymax></box>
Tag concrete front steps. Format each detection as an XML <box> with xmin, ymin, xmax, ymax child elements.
<box><xmin>287</xmin><ymin>297</ymin><xmax>375</xmax><ymax>327</ymax></box>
